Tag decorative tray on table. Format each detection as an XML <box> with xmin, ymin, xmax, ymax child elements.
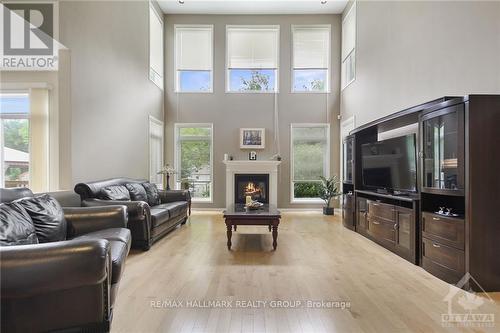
<box><xmin>245</xmin><ymin>201</ymin><xmax>264</xmax><ymax>211</ymax></box>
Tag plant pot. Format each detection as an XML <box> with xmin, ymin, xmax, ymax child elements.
<box><xmin>323</xmin><ymin>207</ymin><xmax>334</xmax><ymax>215</ymax></box>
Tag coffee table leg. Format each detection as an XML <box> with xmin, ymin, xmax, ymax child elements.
<box><xmin>225</xmin><ymin>220</ymin><xmax>232</xmax><ymax>250</ymax></box>
<box><xmin>233</xmin><ymin>225</ymin><xmax>237</xmax><ymax>231</ymax></box>
<box><xmin>272</xmin><ymin>224</ymin><xmax>278</xmax><ymax>250</ymax></box>
<box><xmin>268</xmin><ymin>225</ymin><xmax>271</xmax><ymax>232</ymax></box>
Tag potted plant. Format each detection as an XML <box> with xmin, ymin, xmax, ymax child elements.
<box><xmin>319</xmin><ymin>175</ymin><xmax>341</xmax><ymax>215</ymax></box>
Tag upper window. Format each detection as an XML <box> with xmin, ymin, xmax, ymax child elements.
<box><xmin>342</xmin><ymin>2</ymin><xmax>356</xmax><ymax>89</ymax></box>
<box><xmin>291</xmin><ymin>124</ymin><xmax>330</xmax><ymax>202</ymax></box>
<box><xmin>226</xmin><ymin>25</ymin><xmax>279</xmax><ymax>93</ymax></box>
<box><xmin>174</xmin><ymin>124</ymin><xmax>213</xmax><ymax>202</ymax></box>
<box><xmin>292</xmin><ymin>25</ymin><xmax>330</xmax><ymax>93</ymax></box>
<box><xmin>149</xmin><ymin>4</ymin><xmax>163</xmax><ymax>89</ymax></box>
<box><xmin>175</xmin><ymin>25</ymin><xmax>213</xmax><ymax>93</ymax></box>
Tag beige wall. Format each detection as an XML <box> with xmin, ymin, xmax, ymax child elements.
<box><xmin>164</xmin><ymin>14</ymin><xmax>342</xmax><ymax>209</ymax></box>
<box><xmin>59</xmin><ymin>0</ymin><xmax>164</xmax><ymax>185</ymax></box>
<box><xmin>341</xmin><ymin>1</ymin><xmax>500</xmax><ymax>127</ymax></box>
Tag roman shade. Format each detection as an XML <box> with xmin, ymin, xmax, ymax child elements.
<box><xmin>342</xmin><ymin>4</ymin><xmax>356</xmax><ymax>60</ymax></box>
<box><xmin>227</xmin><ymin>26</ymin><xmax>279</xmax><ymax>69</ymax></box>
<box><xmin>149</xmin><ymin>6</ymin><xmax>163</xmax><ymax>77</ymax></box>
<box><xmin>176</xmin><ymin>26</ymin><xmax>213</xmax><ymax>71</ymax></box>
<box><xmin>292</xmin><ymin>26</ymin><xmax>330</xmax><ymax>69</ymax></box>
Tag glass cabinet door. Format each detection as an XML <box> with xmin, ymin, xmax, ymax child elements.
<box><xmin>422</xmin><ymin>104</ymin><xmax>464</xmax><ymax>193</ymax></box>
<box><xmin>343</xmin><ymin>136</ymin><xmax>354</xmax><ymax>183</ymax></box>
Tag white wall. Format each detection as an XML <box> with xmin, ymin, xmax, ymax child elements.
<box><xmin>341</xmin><ymin>1</ymin><xmax>500</xmax><ymax>127</ymax></box>
<box><xmin>59</xmin><ymin>0</ymin><xmax>164</xmax><ymax>184</ymax></box>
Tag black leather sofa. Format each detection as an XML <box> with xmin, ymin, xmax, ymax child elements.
<box><xmin>74</xmin><ymin>178</ymin><xmax>190</xmax><ymax>250</ymax></box>
<box><xmin>0</xmin><ymin>188</ymin><xmax>131</xmax><ymax>333</ymax></box>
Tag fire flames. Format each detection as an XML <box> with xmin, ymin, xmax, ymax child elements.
<box><xmin>244</xmin><ymin>182</ymin><xmax>261</xmax><ymax>196</ymax></box>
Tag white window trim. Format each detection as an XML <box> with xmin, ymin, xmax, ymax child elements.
<box><xmin>225</xmin><ymin>25</ymin><xmax>280</xmax><ymax>94</ymax></box>
<box><xmin>341</xmin><ymin>1</ymin><xmax>356</xmax><ymax>91</ymax></box>
<box><xmin>174</xmin><ymin>24</ymin><xmax>214</xmax><ymax>94</ymax></box>
<box><xmin>174</xmin><ymin>123</ymin><xmax>214</xmax><ymax>203</ymax></box>
<box><xmin>148</xmin><ymin>115</ymin><xmax>164</xmax><ymax>187</ymax></box>
<box><xmin>149</xmin><ymin>2</ymin><xmax>164</xmax><ymax>90</ymax></box>
<box><xmin>290</xmin><ymin>24</ymin><xmax>331</xmax><ymax>94</ymax></box>
<box><xmin>290</xmin><ymin>123</ymin><xmax>330</xmax><ymax>204</ymax></box>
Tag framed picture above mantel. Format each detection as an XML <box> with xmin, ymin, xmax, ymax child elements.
<box><xmin>240</xmin><ymin>128</ymin><xmax>265</xmax><ymax>149</ymax></box>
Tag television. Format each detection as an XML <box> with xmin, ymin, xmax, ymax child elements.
<box><xmin>361</xmin><ymin>134</ymin><xmax>417</xmax><ymax>193</ymax></box>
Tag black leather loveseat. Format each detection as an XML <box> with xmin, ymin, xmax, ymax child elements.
<box><xmin>0</xmin><ymin>188</ymin><xmax>131</xmax><ymax>332</ymax></box>
<box><xmin>74</xmin><ymin>178</ymin><xmax>190</xmax><ymax>250</ymax></box>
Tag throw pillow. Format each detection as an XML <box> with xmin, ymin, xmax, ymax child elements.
<box><xmin>99</xmin><ymin>185</ymin><xmax>131</xmax><ymax>201</ymax></box>
<box><xmin>125</xmin><ymin>183</ymin><xmax>148</xmax><ymax>202</ymax></box>
<box><xmin>0</xmin><ymin>202</ymin><xmax>39</xmax><ymax>246</ymax></box>
<box><xmin>16</xmin><ymin>194</ymin><xmax>67</xmax><ymax>243</ymax></box>
<box><xmin>142</xmin><ymin>182</ymin><xmax>161</xmax><ymax>206</ymax></box>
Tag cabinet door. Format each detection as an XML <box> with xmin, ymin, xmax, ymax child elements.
<box><xmin>421</xmin><ymin>104</ymin><xmax>465</xmax><ymax>194</ymax></box>
<box><xmin>342</xmin><ymin>193</ymin><xmax>355</xmax><ymax>229</ymax></box>
<box><xmin>395</xmin><ymin>207</ymin><xmax>413</xmax><ymax>255</ymax></box>
<box><xmin>356</xmin><ymin>197</ymin><xmax>368</xmax><ymax>235</ymax></box>
<box><xmin>343</xmin><ymin>136</ymin><xmax>354</xmax><ymax>184</ymax></box>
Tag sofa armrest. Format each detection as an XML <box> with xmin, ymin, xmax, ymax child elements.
<box><xmin>0</xmin><ymin>239</ymin><xmax>111</xmax><ymax>298</ymax></box>
<box><xmin>159</xmin><ymin>190</ymin><xmax>191</xmax><ymax>204</ymax></box>
<box><xmin>64</xmin><ymin>205</ymin><xmax>128</xmax><ymax>238</ymax></box>
<box><xmin>82</xmin><ymin>198</ymin><xmax>149</xmax><ymax>218</ymax></box>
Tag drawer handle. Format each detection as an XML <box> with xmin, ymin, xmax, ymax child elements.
<box><xmin>394</xmin><ymin>223</ymin><xmax>398</xmax><ymax>230</ymax></box>
<box><xmin>372</xmin><ymin>221</ymin><xmax>380</xmax><ymax>225</ymax></box>
<box><xmin>432</xmin><ymin>243</ymin><xmax>441</xmax><ymax>248</ymax></box>
<box><xmin>372</xmin><ymin>203</ymin><xmax>379</xmax><ymax>206</ymax></box>
<box><xmin>433</xmin><ymin>217</ymin><xmax>440</xmax><ymax>221</ymax></box>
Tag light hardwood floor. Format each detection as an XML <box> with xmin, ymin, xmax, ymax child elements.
<box><xmin>112</xmin><ymin>211</ymin><xmax>500</xmax><ymax>333</ymax></box>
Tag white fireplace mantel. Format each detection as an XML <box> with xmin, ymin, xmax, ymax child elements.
<box><xmin>223</xmin><ymin>160</ymin><xmax>281</xmax><ymax>208</ymax></box>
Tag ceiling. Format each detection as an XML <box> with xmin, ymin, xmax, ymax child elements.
<box><xmin>158</xmin><ymin>0</ymin><xmax>348</xmax><ymax>15</ymax></box>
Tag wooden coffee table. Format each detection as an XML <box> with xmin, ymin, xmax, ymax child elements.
<box><xmin>223</xmin><ymin>204</ymin><xmax>281</xmax><ymax>250</ymax></box>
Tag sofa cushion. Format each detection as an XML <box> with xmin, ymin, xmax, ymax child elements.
<box><xmin>99</xmin><ymin>185</ymin><xmax>130</xmax><ymax>201</ymax></box>
<box><xmin>157</xmin><ymin>202</ymin><xmax>188</xmax><ymax>219</ymax></box>
<box><xmin>125</xmin><ymin>183</ymin><xmax>148</xmax><ymax>202</ymax></box>
<box><xmin>150</xmin><ymin>207</ymin><xmax>170</xmax><ymax>228</ymax></box>
<box><xmin>16</xmin><ymin>194</ymin><xmax>67</xmax><ymax>243</ymax></box>
<box><xmin>0</xmin><ymin>202</ymin><xmax>38</xmax><ymax>246</ymax></box>
<box><xmin>142</xmin><ymin>182</ymin><xmax>161</xmax><ymax>206</ymax></box>
<box><xmin>109</xmin><ymin>240</ymin><xmax>129</xmax><ymax>284</ymax></box>
<box><xmin>73</xmin><ymin>228</ymin><xmax>131</xmax><ymax>247</ymax></box>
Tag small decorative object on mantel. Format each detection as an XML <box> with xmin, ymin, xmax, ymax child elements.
<box><xmin>157</xmin><ymin>164</ymin><xmax>177</xmax><ymax>190</ymax></box>
<box><xmin>240</xmin><ymin>128</ymin><xmax>265</xmax><ymax>149</ymax></box>
<box><xmin>270</xmin><ymin>154</ymin><xmax>282</xmax><ymax>161</ymax></box>
<box><xmin>319</xmin><ymin>175</ymin><xmax>341</xmax><ymax>215</ymax></box>
<box><xmin>249</xmin><ymin>151</ymin><xmax>257</xmax><ymax>160</ymax></box>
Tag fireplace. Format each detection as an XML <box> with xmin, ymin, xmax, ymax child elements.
<box><xmin>234</xmin><ymin>174</ymin><xmax>269</xmax><ymax>204</ymax></box>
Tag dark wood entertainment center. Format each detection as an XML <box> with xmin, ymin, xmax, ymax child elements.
<box><xmin>341</xmin><ymin>95</ymin><xmax>500</xmax><ymax>291</ymax></box>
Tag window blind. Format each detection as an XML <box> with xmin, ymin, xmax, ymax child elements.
<box><xmin>227</xmin><ymin>26</ymin><xmax>279</xmax><ymax>69</ymax></box>
<box><xmin>342</xmin><ymin>4</ymin><xmax>356</xmax><ymax>61</ymax></box>
<box><xmin>149</xmin><ymin>6</ymin><xmax>163</xmax><ymax>76</ymax></box>
<box><xmin>176</xmin><ymin>26</ymin><xmax>213</xmax><ymax>71</ymax></box>
<box><xmin>293</xmin><ymin>26</ymin><xmax>330</xmax><ymax>69</ymax></box>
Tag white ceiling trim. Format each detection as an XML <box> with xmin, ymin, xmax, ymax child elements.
<box><xmin>158</xmin><ymin>0</ymin><xmax>348</xmax><ymax>15</ymax></box>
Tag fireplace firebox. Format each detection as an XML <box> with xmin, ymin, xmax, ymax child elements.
<box><xmin>234</xmin><ymin>174</ymin><xmax>269</xmax><ymax>204</ymax></box>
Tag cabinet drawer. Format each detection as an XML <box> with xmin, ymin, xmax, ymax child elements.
<box><xmin>368</xmin><ymin>201</ymin><xmax>395</xmax><ymax>222</ymax></box>
<box><xmin>422</xmin><ymin>237</ymin><xmax>465</xmax><ymax>283</ymax></box>
<box><xmin>422</xmin><ymin>212</ymin><xmax>465</xmax><ymax>250</ymax></box>
<box><xmin>368</xmin><ymin>217</ymin><xmax>396</xmax><ymax>244</ymax></box>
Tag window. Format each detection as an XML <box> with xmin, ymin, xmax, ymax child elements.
<box><xmin>149</xmin><ymin>4</ymin><xmax>163</xmax><ymax>89</ymax></box>
<box><xmin>0</xmin><ymin>93</ymin><xmax>30</xmax><ymax>189</ymax></box>
<box><xmin>291</xmin><ymin>124</ymin><xmax>330</xmax><ymax>202</ymax></box>
<box><xmin>341</xmin><ymin>2</ymin><xmax>356</xmax><ymax>89</ymax></box>
<box><xmin>175</xmin><ymin>25</ymin><xmax>213</xmax><ymax>92</ymax></box>
<box><xmin>292</xmin><ymin>25</ymin><xmax>330</xmax><ymax>93</ymax></box>
<box><xmin>226</xmin><ymin>25</ymin><xmax>279</xmax><ymax>92</ymax></box>
<box><xmin>149</xmin><ymin>116</ymin><xmax>164</xmax><ymax>187</ymax></box>
<box><xmin>175</xmin><ymin>124</ymin><xmax>213</xmax><ymax>202</ymax></box>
